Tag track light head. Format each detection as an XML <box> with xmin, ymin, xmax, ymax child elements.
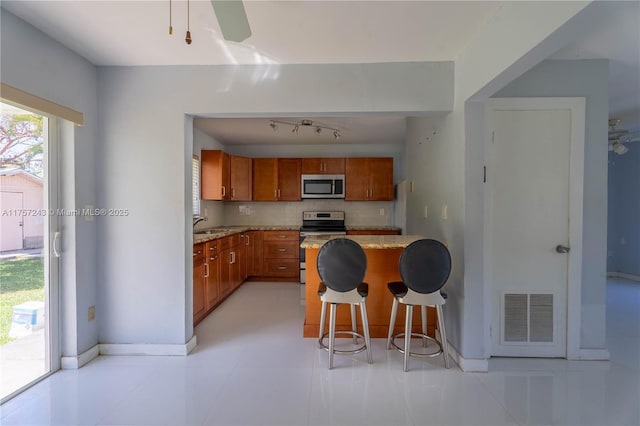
<box><xmin>315</xmin><ymin>127</ymin><xmax>322</xmax><ymax>135</ymax></box>
<box><xmin>270</xmin><ymin>121</ymin><xmax>278</xmax><ymax>131</ymax></box>
<box><xmin>292</xmin><ymin>125</ymin><xmax>299</xmax><ymax>134</ymax></box>
<box><xmin>333</xmin><ymin>131</ymin><xmax>340</xmax><ymax>140</ymax></box>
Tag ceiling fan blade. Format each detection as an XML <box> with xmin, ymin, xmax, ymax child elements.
<box><xmin>210</xmin><ymin>0</ymin><xmax>252</xmax><ymax>42</ymax></box>
<box><xmin>619</xmin><ymin>132</ymin><xmax>640</xmax><ymax>143</ymax></box>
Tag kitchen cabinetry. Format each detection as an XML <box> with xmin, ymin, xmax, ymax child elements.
<box><xmin>347</xmin><ymin>229</ymin><xmax>400</xmax><ymax>236</ymax></box>
<box><xmin>301</xmin><ymin>158</ymin><xmax>345</xmax><ymax>174</ymax></box>
<box><xmin>245</xmin><ymin>230</ymin><xmax>263</xmax><ymax>277</ymax></box>
<box><xmin>201</xmin><ymin>151</ymin><xmax>252</xmax><ymax>201</ymax></box>
<box><xmin>205</xmin><ymin>241</ymin><xmax>220</xmax><ymax>310</ymax></box>
<box><xmin>193</xmin><ymin>244</ymin><xmax>206</xmax><ymax>323</ymax></box>
<box><xmin>219</xmin><ymin>234</ymin><xmax>245</xmax><ymax>297</ymax></box>
<box><xmin>230</xmin><ymin>155</ymin><xmax>252</xmax><ymax>201</ymax></box>
<box><xmin>201</xmin><ymin>150</ymin><xmax>230</xmax><ymax>200</ymax></box>
<box><xmin>252</xmin><ymin>158</ymin><xmax>301</xmax><ymax>201</ymax></box>
<box><xmin>345</xmin><ymin>158</ymin><xmax>394</xmax><ymax>201</ymax></box>
<box><xmin>262</xmin><ymin>230</ymin><xmax>299</xmax><ymax>279</ymax></box>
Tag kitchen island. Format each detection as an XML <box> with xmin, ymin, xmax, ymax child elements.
<box><xmin>300</xmin><ymin>235</ymin><xmax>439</xmax><ymax>338</ymax></box>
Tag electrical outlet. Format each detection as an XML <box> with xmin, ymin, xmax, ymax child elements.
<box><xmin>88</xmin><ymin>305</ymin><xmax>96</xmax><ymax>322</ymax></box>
<box><xmin>442</xmin><ymin>204</ymin><xmax>448</xmax><ymax>220</ymax></box>
<box><xmin>379</xmin><ymin>208</ymin><xmax>385</xmax><ymax>216</ymax></box>
<box><xmin>424</xmin><ymin>205</ymin><xmax>428</xmax><ymax>219</ymax></box>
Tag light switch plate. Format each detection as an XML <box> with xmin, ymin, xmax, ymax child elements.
<box><xmin>88</xmin><ymin>305</ymin><xmax>96</xmax><ymax>322</ymax></box>
<box><xmin>379</xmin><ymin>208</ymin><xmax>385</xmax><ymax>216</ymax></box>
<box><xmin>442</xmin><ymin>204</ymin><xmax>448</xmax><ymax>220</ymax></box>
<box><xmin>424</xmin><ymin>205</ymin><xmax>428</xmax><ymax>219</ymax></box>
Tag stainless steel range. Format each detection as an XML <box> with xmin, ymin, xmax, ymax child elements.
<box><xmin>299</xmin><ymin>211</ymin><xmax>347</xmax><ymax>284</ymax></box>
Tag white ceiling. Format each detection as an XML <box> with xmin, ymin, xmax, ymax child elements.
<box><xmin>194</xmin><ymin>116</ymin><xmax>409</xmax><ymax>145</ymax></box>
<box><xmin>3</xmin><ymin>1</ymin><xmax>639</xmax><ymax>141</ymax></box>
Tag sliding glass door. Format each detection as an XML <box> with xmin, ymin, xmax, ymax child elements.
<box><xmin>0</xmin><ymin>101</ymin><xmax>59</xmax><ymax>401</ymax></box>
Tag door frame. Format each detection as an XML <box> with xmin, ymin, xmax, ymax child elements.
<box><xmin>483</xmin><ymin>97</ymin><xmax>585</xmax><ymax>359</ymax></box>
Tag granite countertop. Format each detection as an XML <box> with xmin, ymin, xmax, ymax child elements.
<box><xmin>300</xmin><ymin>235</ymin><xmax>423</xmax><ymax>249</ymax></box>
<box><xmin>346</xmin><ymin>226</ymin><xmax>402</xmax><ymax>231</ymax></box>
<box><xmin>193</xmin><ymin>225</ymin><xmax>300</xmax><ymax>244</ymax></box>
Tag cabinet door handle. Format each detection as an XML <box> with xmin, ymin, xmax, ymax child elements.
<box><xmin>245</xmin><ymin>235</ymin><xmax>250</xmax><ymax>246</ymax></box>
<box><xmin>232</xmin><ymin>188</ymin><xmax>235</xmax><ymax>198</ymax></box>
<box><xmin>274</xmin><ymin>189</ymin><xmax>278</xmax><ymax>199</ymax></box>
<box><xmin>277</xmin><ymin>235</ymin><xmax>286</xmax><ymax>238</ymax></box>
<box><xmin>204</xmin><ymin>263</ymin><xmax>209</xmax><ymax>278</ymax></box>
<box><xmin>230</xmin><ymin>251</ymin><xmax>235</xmax><ymax>264</ymax></box>
<box><xmin>211</xmin><ymin>255</ymin><xmax>217</xmax><ymax>260</ymax></box>
<box><xmin>221</xmin><ymin>186</ymin><xmax>226</xmax><ymax>197</ymax></box>
<box><xmin>277</xmin><ymin>189</ymin><xmax>281</xmax><ymax>198</ymax></box>
<box><xmin>277</xmin><ymin>266</ymin><xmax>287</xmax><ymax>270</ymax></box>
<box><xmin>278</xmin><ymin>248</ymin><xmax>286</xmax><ymax>252</ymax></box>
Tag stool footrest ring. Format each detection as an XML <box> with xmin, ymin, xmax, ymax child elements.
<box><xmin>319</xmin><ymin>331</ymin><xmax>368</xmax><ymax>355</ymax></box>
<box><xmin>390</xmin><ymin>333</ymin><xmax>443</xmax><ymax>358</ymax></box>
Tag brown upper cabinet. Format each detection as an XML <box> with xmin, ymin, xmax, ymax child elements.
<box><xmin>345</xmin><ymin>158</ymin><xmax>394</xmax><ymax>201</ymax></box>
<box><xmin>252</xmin><ymin>158</ymin><xmax>301</xmax><ymax>201</ymax></box>
<box><xmin>201</xmin><ymin>150</ymin><xmax>252</xmax><ymax>201</ymax></box>
<box><xmin>201</xmin><ymin>150</ymin><xmax>230</xmax><ymax>200</ymax></box>
<box><xmin>301</xmin><ymin>158</ymin><xmax>345</xmax><ymax>174</ymax></box>
<box><xmin>230</xmin><ymin>155</ymin><xmax>252</xmax><ymax>201</ymax></box>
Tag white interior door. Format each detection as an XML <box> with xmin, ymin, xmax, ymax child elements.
<box><xmin>486</xmin><ymin>98</ymin><xmax>584</xmax><ymax>358</ymax></box>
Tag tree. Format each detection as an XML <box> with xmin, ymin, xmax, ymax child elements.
<box><xmin>0</xmin><ymin>112</ymin><xmax>44</xmax><ymax>177</ymax></box>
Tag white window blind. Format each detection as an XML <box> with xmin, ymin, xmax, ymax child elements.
<box><xmin>192</xmin><ymin>156</ymin><xmax>200</xmax><ymax>216</ymax></box>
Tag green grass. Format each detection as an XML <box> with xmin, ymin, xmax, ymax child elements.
<box><xmin>0</xmin><ymin>256</ymin><xmax>44</xmax><ymax>345</ymax></box>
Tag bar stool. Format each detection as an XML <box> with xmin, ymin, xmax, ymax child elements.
<box><xmin>386</xmin><ymin>239</ymin><xmax>451</xmax><ymax>371</ymax></box>
<box><xmin>317</xmin><ymin>238</ymin><xmax>372</xmax><ymax>369</ymax></box>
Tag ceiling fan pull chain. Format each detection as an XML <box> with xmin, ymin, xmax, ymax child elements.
<box><xmin>185</xmin><ymin>0</ymin><xmax>192</xmax><ymax>44</ymax></box>
<box><xmin>168</xmin><ymin>0</ymin><xmax>173</xmax><ymax>35</ymax></box>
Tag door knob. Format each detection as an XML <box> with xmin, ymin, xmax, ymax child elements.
<box><xmin>555</xmin><ymin>245</ymin><xmax>570</xmax><ymax>254</ymax></box>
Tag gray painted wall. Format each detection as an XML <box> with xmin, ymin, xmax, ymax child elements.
<box><xmin>96</xmin><ymin>62</ymin><xmax>453</xmax><ymax>345</ymax></box>
<box><xmin>607</xmin><ymin>149</ymin><xmax>640</xmax><ymax>276</ymax></box>
<box><xmin>494</xmin><ymin>59</ymin><xmax>609</xmax><ymax>349</ymax></box>
<box><xmin>1</xmin><ymin>10</ymin><xmax>99</xmax><ymax>357</ymax></box>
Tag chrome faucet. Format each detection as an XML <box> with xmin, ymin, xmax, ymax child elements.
<box><xmin>193</xmin><ymin>216</ymin><xmax>208</xmax><ymax>228</ymax></box>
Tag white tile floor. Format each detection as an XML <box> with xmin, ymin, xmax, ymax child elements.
<box><xmin>1</xmin><ymin>278</ymin><xmax>638</xmax><ymax>426</ymax></box>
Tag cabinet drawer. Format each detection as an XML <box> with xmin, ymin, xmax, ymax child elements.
<box><xmin>264</xmin><ymin>240</ymin><xmax>299</xmax><ymax>259</ymax></box>
<box><xmin>219</xmin><ymin>234</ymin><xmax>243</xmax><ymax>250</ymax></box>
<box><xmin>263</xmin><ymin>259</ymin><xmax>299</xmax><ymax>277</ymax></box>
<box><xmin>262</xmin><ymin>230</ymin><xmax>299</xmax><ymax>241</ymax></box>
<box><xmin>206</xmin><ymin>240</ymin><xmax>219</xmax><ymax>254</ymax></box>
<box><xmin>193</xmin><ymin>243</ymin><xmax>205</xmax><ymax>261</ymax></box>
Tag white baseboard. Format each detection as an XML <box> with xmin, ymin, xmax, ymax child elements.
<box><xmin>100</xmin><ymin>335</ymin><xmax>198</xmax><ymax>356</ymax></box>
<box><xmin>607</xmin><ymin>272</ymin><xmax>640</xmax><ymax>282</ymax></box>
<box><xmin>60</xmin><ymin>337</ymin><xmax>198</xmax><ymax>369</ymax></box>
<box><xmin>61</xmin><ymin>344</ymin><xmax>99</xmax><ymax>369</ymax></box>
<box><xmin>446</xmin><ymin>341</ymin><xmax>488</xmax><ymax>372</ymax></box>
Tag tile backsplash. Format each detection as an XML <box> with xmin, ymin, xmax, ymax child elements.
<box><xmin>222</xmin><ymin>200</ymin><xmax>394</xmax><ymax>227</ymax></box>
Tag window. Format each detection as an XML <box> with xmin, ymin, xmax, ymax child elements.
<box><xmin>192</xmin><ymin>155</ymin><xmax>200</xmax><ymax>216</ymax></box>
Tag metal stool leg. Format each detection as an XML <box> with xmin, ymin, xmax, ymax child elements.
<box><xmin>350</xmin><ymin>304</ymin><xmax>358</xmax><ymax>344</ymax></box>
<box><xmin>404</xmin><ymin>305</ymin><xmax>413</xmax><ymax>372</ymax></box>
<box><xmin>318</xmin><ymin>301</ymin><xmax>327</xmax><ymax>349</ymax></box>
<box><xmin>387</xmin><ymin>298</ymin><xmax>398</xmax><ymax>349</ymax></box>
<box><xmin>328</xmin><ymin>303</ymin><xmax>337</xmax><ymax>369</ymax></box>
<box><xmin>360</xmin><ymin>301</ymin><xmax>372</xmax><ymax>364</ymax></box>
<box><xmin>436</xmin><ymin>305</ymin><xmax>450</xmax><ymax>368</ymax></box>
<box><xmin>421</xmin><ymin>305</ymin><xmax>427</xmax><ymax>347</ymax></box>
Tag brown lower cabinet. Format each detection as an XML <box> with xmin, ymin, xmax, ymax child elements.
<box><xmin>193</xmin><ymin>244</ymin><xmax>207</xmax><ymax>323</ymax></box>
<box><xmin>194</xmin><ymin>234</ymin><xmax>246</xmax><ymax>326</ymax></box>
<box><xmin>194</xmin><ymin>230</ymin><xmax>300</xmax><ymax>325</ymax></box>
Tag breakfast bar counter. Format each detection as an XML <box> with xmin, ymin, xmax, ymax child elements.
<box><xmin>301</xmin><ymin>235</ymin><xmax>438</xmax><ymax>338</ymax></box>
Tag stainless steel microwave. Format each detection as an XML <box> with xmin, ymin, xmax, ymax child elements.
<box><xmin>301</xmin><ymin>174</ymin><xmax>345</xmax><ymax>199</ymax></box>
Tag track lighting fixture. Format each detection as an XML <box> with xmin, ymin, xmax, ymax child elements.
<box><xmin>268</xmin><ymin>119</ymin><xmax>341</xmax><ymax>140</ymax></box>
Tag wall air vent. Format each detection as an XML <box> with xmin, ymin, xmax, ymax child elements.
<box><xmin>503</xmin><ymin>293</ymin><xmax>553</xmax><ymax>344</ymax></box>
